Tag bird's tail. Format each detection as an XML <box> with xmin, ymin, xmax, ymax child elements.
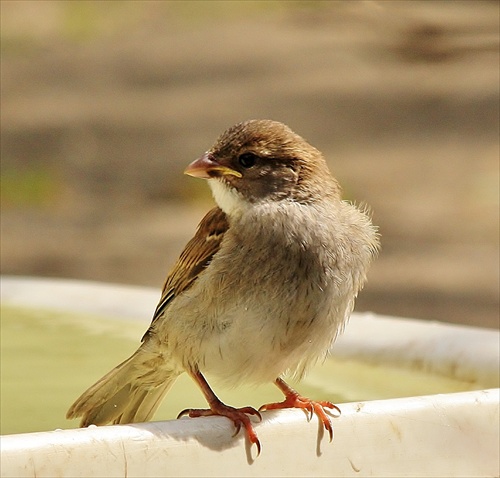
<box><xmin>67</xmin><ymin>348</ymin><xmax>180</xmax><ymax>427</ymax></box>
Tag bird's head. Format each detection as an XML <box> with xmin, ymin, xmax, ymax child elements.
<box><xmin>185</xmin><ymin>120</ymin><xmax>340</xmax><ymax>215</ymax></box>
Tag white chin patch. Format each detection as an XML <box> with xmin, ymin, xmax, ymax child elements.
<box><xmin>209</xmin><ymin>179</ymin><xmax>247</xmax><ymax>216</ymax></box>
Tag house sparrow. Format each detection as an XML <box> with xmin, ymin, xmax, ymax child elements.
<box><xmin>67</xmin><ymin>119</ymin><xmax>379</xmax><ymax>454</ymax></box>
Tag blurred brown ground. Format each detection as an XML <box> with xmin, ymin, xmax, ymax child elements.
<box><xmin>1</xmin><ymin>1</ymin><xmax>499</xmax><ymax>328</ymax></box>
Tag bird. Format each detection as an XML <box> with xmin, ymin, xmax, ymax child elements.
<box><xmin>67</xmin><ymin>119</ymin><xmax>380</xmax><ymax>454</ymax></box>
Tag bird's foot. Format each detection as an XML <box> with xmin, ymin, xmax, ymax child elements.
<box><xmin>259</xmin><ymin>381</ymin><xmax>340</xmax><ymax>442</ymax></box>
<box><xmin>178</xmin><ymin>403</ymin><xmax>262</xmax><ymax>455</ymax></box>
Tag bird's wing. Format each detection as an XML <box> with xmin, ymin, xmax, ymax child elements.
<box><xmin>143</xmin><ymin>207</ymin><xmax>228</xmax><ymax>339</ymax></box>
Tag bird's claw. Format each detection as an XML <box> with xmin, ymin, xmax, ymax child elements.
<box><xmin>176</xmin><ymin>408</ymin><xmax>191</xmax><ymax>419</ymax></box>
<box><xmin>177</xmin><ymin>404</ymin><xmax>262</xmax><ymax>456</ymax></box>
<box><xmin>259</xmin><ymin>396</ymin><xmax>340</xmax><ymax>442</ymax></box>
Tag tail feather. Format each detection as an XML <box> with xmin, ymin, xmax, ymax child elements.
<box><xmin>115</xmin><ymin>380</ymin><xmax>173</xmax><ymax>424</ymax></box>
<box><xmin>67</xmin><ymin>350</ymin><xmax>180</xmax><ymax>427</ymax></box>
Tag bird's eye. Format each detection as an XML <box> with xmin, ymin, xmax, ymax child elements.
<box><xmin>238</xmin><ymin>152</ymin><xmax>258</xmax><ymax>169</ymax></box>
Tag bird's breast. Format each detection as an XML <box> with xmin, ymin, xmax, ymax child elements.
<box><xmin>163</xmin><ymin>200</ymin><xmax>376</xmax><ymax>385</ymax></box>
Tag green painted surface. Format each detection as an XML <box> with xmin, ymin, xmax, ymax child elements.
<box><xmin>0</xmin><ymin>305</ymin><xmax>481</xmax><ymax>435</ymax></box>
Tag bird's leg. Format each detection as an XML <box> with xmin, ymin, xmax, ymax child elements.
<box><xmin>259</xmin><ymin>377</ymin><xmax>340</xmax><ymax>441</ymax></box>
<box><xmin>178</xmin><ymin>368</ymin><xmax>262</xmax><ymax>455</ymax></box>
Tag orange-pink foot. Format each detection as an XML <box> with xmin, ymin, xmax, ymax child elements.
<box><xmin>185</xmin><ymin>369</ymin><xmax>262</xmax><ymax>455</ymax></box>
<box><xmin>260</xmin><ymin>378</ymin><xmax>340</xmax><ymax>441</ymax></box>
<box><xmin>178</xmin><ymin>404</ymin><xmax>262</xmax><ymax>455</ymax></box>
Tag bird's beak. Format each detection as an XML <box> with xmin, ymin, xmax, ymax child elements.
<box><xmin>184</xmin><ymin>153</ymin><xmax>242</xmax><ymax>179</ymax></box>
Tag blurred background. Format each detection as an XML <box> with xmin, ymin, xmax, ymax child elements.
<box><xmin>1</xmin><ymin>0</ymin><xmax>499</xmax><ymax>329</ymax></box>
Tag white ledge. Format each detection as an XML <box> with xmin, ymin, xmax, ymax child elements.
<box><xmin>1</xmin><ymin>389</ymin><xmax>499</xmax><ymax>478</ymax></box>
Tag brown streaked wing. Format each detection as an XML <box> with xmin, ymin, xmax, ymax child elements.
<box><xmin>143</xmin><ymin>207</ymin><xmax>228</xmax><ymax>339</ymax></box>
